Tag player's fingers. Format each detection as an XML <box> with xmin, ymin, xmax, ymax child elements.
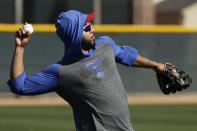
<box><xmin>21</xmin><ymin>28</ymin><xmax>26</xmax><ymax>35</ymax></box>
<box><xmin>26</xmin><ymin>32</ymin><xmax>31</xmax><ymax>40</ymax></box>
<box><xmin>22</xmin><ymin>38</ymin><xmax>28</xmax><ymax>44</ymax></box>
<box><xmin>15</xmin><ymin>30</ymin><xmax>19</xmax><ymax>37</ymax></box>
<box><xmin>26</xmin><ymin>31</ymin><xmax>30</xmax><ymax>35</ymax></box>
<box><xmin>17</xmin><ymin>28</ymin><xmax>22</xmax><ymax>37</ymax></box>
<box><xmin>19</xmin><ymin>28</ymin><xmax>23</xmax><ymax>34</ymax></box>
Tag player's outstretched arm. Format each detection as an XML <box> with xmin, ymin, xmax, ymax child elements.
<box><xmin>132</xmin><ymin>54</ymin><xmax>165</xmax><ymax>73</ymax></box>
<box><xmin>10</xmin><ymin>23</ymin><xmax>30</xmax><ymax>80</ymax></box>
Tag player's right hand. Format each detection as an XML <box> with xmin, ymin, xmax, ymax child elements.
<box><xmin>15</xmin><ymin>23</ymin><xmax>31</xmax><ymax>47</ymax></box>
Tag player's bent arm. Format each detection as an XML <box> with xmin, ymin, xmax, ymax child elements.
<box><xmin>132</xmin><ymin>54</ymin><xmax>165</xmax><ymax>73</ymax></box>
<box><xmin>9</xmin><ymin>25</ymin><xmax>59</xmax><ymax>95</ymax></box>
<box><xmin>10</xmin><ymin>27</ymin><xmax>30</xmax><ymax>80</ymax></box>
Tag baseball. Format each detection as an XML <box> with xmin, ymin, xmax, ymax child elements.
<box><xmin>22</xmin><ymin>24</ymin><xmax>33</xmax><ymax>34</ymax></box>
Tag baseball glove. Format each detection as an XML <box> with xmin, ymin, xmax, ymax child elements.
<box><xmin>156</xmin><ymin>63</ymin><xmax>192</xmax><ymax>95</ymax></box>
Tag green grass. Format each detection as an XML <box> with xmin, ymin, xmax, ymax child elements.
<box><xmin>0</xmin><ymin>105</ymin><xmax>197</xmax><ymax>131</ymax></box>
<box><xmin>130</xmin><ymin>104</ymin><xmax>197</xmax><ymax>131</ymax></box>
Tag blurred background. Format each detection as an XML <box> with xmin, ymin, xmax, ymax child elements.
<box><xmin>1</xmin><ymin>0</ymin><xmax>197</xmax><ymax>25</ymax></box>
<box><xmin>0</xmin><ymin>0</ymin><xmax>197</xmax><ymax>131</ymax></box>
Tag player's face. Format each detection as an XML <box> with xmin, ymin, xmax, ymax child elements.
<box><xmin>82</xmin><ymin>23</ymin><xmax>95</xmax><ymax>50</ymax></box>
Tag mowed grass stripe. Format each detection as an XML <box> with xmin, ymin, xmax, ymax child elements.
<box><xmin>0</xmin><ymin>105</ymin><xmax>197</xmax><ymax>131</ymax></box>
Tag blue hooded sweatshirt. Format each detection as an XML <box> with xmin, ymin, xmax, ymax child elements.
<box><xmin>7</xmin><ymin>11</ymin><xmax>138</xmax><ymax>128</ymax></box>
<box><xmin>56</xmin><ymin>10</ymin><xmax>89</xmax><ymax>62</ymax></box>
<box><xmin>7</xmin><ymin>9</ymin><xmax>138</xmax><ymax>95</ymax></box>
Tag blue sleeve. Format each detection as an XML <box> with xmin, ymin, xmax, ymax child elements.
<box><xmin>96</xmin><ymin>36</ymin><xmax>138</xmax><ymax>66</ymax></box>
<box><xmin>7</xmin><ymin>64</ymin><xmax>59</xmax><ymax>95</ymax></box>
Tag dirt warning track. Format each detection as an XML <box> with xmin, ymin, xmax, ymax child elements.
<box><xmin>0</xmin><ymin>93</ymin><xmax>197</xmax><ymax>106</ymax></box>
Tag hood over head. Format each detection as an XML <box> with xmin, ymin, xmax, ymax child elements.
<box><xmin>56</xmin><ymin>10</ymin><xmax>94</xmax><ymax>63</ymax></box>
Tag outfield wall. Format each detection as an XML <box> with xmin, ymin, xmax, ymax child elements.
<box><xmin>0</xmin><ymin>25</ymin><xmax>196</xmax><ymax>93</ymax></box>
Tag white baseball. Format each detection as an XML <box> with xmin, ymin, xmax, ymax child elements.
<box><xmin>22</xmin><ymin>24</ymin><xmax>33</xmax><ymax>34</ymax></box>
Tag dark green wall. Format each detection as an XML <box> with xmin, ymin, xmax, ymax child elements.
<box><xmin>0</xmin><ymin>32</ymin><xmax>196</xmax><ymax>93</ymax></box>
<box><xmin>0</xmin><ymin>0</ymin><xmax>15</xmax><ymax>23</ymax></box>
<box><xmin>0</xmin><ymin>0</ymin><xmax>131</xmax><ymax>24</ymax></box>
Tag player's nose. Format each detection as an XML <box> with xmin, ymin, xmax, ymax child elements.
<box><xmin>90</xmin><ymin>25</ymin><xmax>94</xmax><ymax>33</ymax></box>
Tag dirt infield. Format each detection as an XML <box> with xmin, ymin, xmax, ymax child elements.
<box><xmin>0</xmin><ymin>93</ymin><xmax>197</xmax><ymax>106</ymax></box>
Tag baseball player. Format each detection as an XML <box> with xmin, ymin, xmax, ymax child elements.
<box><xmin>8</xmin><ymin>10</ymin><xmax>166</xmax><ymax>131</ymax></box>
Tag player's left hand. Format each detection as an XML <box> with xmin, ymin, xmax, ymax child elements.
<box><xmin>156</xmin><ymin>63</ymin><xmax>192</xmax><ymax>95</ymax></box>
